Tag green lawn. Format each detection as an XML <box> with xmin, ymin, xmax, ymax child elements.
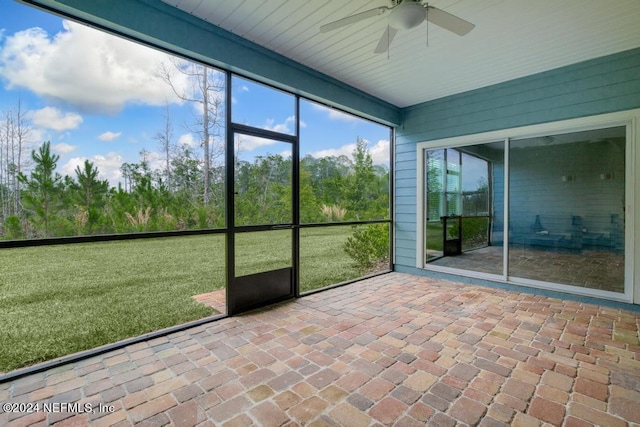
<box><xmin>0</xmin><ymin>227</ymin><xmax>362</xmax><ymax>372</ymax></box>
<box><xmin>300</xmin><ymin>226</ymin><xmax>368</xmax><ymax>293</ymax></box>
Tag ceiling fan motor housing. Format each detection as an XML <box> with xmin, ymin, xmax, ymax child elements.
<box><xmin>388</xmin><ymin>0</ymin><xmax>426</xmax><ymax>30</ymax></box>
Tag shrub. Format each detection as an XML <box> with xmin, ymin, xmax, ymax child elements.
<box><xmin>461</xmin><ymin>216</ymin><xmax>489</xmax><ymax>251</ymax></box>
<box><xmin>3</xmin><ymin>215</ymin><xmax>23</xmax><ymax>240</ymax></box>
<box><xmin>344</xmin><ymin>223</ymin><xmax>389</xmax><ymax>272</ymax></box>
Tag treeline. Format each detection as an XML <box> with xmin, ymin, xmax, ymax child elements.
<box><xmin>0</xmin><ymin>138</ymin><xmax>389</xmax><ymax>240</ymax></box>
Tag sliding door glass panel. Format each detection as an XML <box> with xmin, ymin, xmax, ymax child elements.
<box><xmin>426</xmin><ymin>142</ymin><xmax>504</xmax><ymax>276</ymax></box>
<box><xmin>425</xmin><ymin>142</ymin><xmax>504</xmax><ymax>274</ymax></box>
<box><xmin>508</xmin><ymin>127</ymin><xmax>625</xmax><ymax>292</ymax></box>
<box><xmin>425</xmin><ymin>149</ymin><xmax>446</xmax><ymax>260</ymax></box>
<box><xmin>461</xmin><ymin>152</ymin><xmax>490</xmax><ymax>252</ymax></box>
<box><xmin>446</xmin><ymin>149</ymin><xmax>462</xmax><ymax>215</ymax></box>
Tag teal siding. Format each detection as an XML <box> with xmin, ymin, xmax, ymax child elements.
<box><xmin>25</xmin><ymin>0</ymin><xmax>401</xmax><ymax>126</ymax></box>
<box><xmin>394</xmin><ymin>47</ymin><xmax>640</xmax><ymax>269</ymax></box>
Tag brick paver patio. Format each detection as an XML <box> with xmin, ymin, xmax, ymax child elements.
<box><xmin>1</xmin><ymin>273</ymin><xmax>639</xmax><ymax>426</ymax></box>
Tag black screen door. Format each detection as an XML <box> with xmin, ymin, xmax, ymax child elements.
<box><xmin>227</xmin><ymin>131</ymin><xmax>296</xmax><ymax>314</ymax></box>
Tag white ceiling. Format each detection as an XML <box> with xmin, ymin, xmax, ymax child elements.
<box><xmin>163</xmin><ymin>0</ymin><xmax>640</xmax><ymax>108</ymax></box>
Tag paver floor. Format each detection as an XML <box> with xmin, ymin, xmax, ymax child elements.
<box><xmin>2</xmin><ymin>273</ymin><xmax>640</xmax><ymax>426</ymax></box>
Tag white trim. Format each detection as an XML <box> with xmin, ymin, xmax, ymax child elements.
<box><xmin>503</xmin><ymin>138</ymin><xmax>509</xmax><ymax>280</ymax></box>
<box><xmin>631</xmin><ymin>114</ymin><xmax>639</xmax><ymax>304</ymax></box>
<box><xmin>416</xmin><ymin>147</ymin><xmax>424</xmax><ymax>268</ymax></box>
<box><xmin>415</xmin><ymin>108</ymin><xmax>640</xmax><ymax>304</ymax></box>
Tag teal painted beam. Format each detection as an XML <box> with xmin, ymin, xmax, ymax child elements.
<box><xmin>20</xmin><ymin>0</ymin><xmax>401</xmax><ymax>126</ymax></box>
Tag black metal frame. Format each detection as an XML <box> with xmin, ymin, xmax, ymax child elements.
<box><xmin>225</xmin><ymin>81</ymin><xmax>300</xmax><ymax>315</ymax></box>
<box><xmin>1</xmin><ymin>3</ymin><xmax>396</xmax><ymax>381</ymax></box>
<box><xmin>226</xmin><ymin>143</ymin><xmax>297</xmax><ymax>314</ymax></box>
<box><xmin>0</xmin><ymin>228</ymin><xmax>226</xmax><ymax>249</ymax></box>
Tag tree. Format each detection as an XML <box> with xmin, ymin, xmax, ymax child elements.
<box><xmin>158</xmin><ymin>59</ymin><xmax>225</xmax><ymax>205</ymax></box>
<box><xmin>18</xmin><ymin>141</ymin><xmax>62</xmax><ymax>235</ymax></box>
<box><xmin>345</xmin><ymin>138</ymin><xmax>377</xmax><ymax>219</ymax></box>
<box><xmin>0</xmin><ymin>99</ymin><xmax>31</xmax><ymax>220</ymax></box>
<box><xmin>70</xmin><ymin>160</ymin><xmax>109</xmax><ymax>233</ymax></box>
<box><xmin>235</xmin><ymin>154</ymin><xmax>292</xmax><ymax>225</ymax></box>
<box><xmin>154</xmin><ymin>102</ymin><xmax>174</xmax><ymax>190</ymax></box>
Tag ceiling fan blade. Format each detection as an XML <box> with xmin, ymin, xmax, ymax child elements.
<box><xmin>426</xmin><ymin>6</ymin><xmax>475</xmax><ymax>36</ymax></box>
<box><xmin>374</xmin><ymin>26</ymin><xmax>398</xmax><ymax>54</ymax></box>
<box><xmin>320</xmin><ymin>6</ymin><xmax>390</xmax><ymax>33</ymax></box>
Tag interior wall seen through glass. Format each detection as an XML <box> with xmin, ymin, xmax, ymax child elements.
<box><xmin>508</xmin><ymin>127</ymin><xmax>625</xmax><ymax>292</ymax></box>
<box><xmin>425</xmin><ymin>142</ymin><xmax>504</xmax><ymax>276</ymax></box>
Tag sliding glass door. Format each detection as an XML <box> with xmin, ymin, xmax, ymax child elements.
<box><xmin>422</xmin><ymin>124</ymin><xmax>627</xmax><ymax>297</ymax></box>
<box><xmin>425</xmin><ymin>143</ymin><xmax>504</xmax><ymax>276</ymax></box>
<box><xmin>508</xmin><ymin>127</ymin><xmax>625</xmax><ymax>292</ymax></box>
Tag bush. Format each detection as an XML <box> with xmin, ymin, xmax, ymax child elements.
<box><xmin>344</xmin><ymin>223</ymin><xmax>389</xmax><ymax>272</ymax></box>
<box><xmin>3</xmin><ymin>215</ymin><xmax>23</xmax><ymax>240</ymax></box>
<box><xmin>461</xmin><ymin>216</ymin><xmax>489</xmax><ymax>251</ymax></box>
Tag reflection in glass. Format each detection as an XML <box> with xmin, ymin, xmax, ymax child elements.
<box><xmin>508</xmin><ymin>127</ymin><xmax>625</xmax><ymax>292</ymax></box>
<box><xmin>426</xmin><ymin>142</ymin><xmax>504</xmax><ymax>275</ymax></box>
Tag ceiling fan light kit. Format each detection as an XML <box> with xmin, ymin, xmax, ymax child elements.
<box><xmin>388</xmin><ymin>1</ymin><xmax>426</xmax><ymax>30</ymax></box>
<box><xmin>319</xmin><ymin>0</ymin><xmax>475</xmax><ymax>54</ymax></box>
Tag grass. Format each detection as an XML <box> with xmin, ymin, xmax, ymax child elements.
<box><xmin>300</xmin><ymin>226</ymin><xmax>367</xmax><ymax>293</ymax></box>
<box><xmin>0</xmin><ymin>227</ymin><xmax>363</xmax><ymax>372</ymax></box>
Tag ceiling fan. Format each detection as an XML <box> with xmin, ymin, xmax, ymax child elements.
<box><xmin>319</xmin><ymin>0</ymin><xmax>475</xmax><ymax>54</ymax></box>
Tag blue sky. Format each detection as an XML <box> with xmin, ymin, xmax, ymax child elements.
<box><xmin>0</xmin><ymin>0</ymin><xmax>390</xmax><ymax>186</ymax></box>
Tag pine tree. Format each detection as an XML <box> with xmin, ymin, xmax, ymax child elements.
<box><xmin>18</xmin><ymin>141</ymin><xmax>62</xmax><ymax>235</ymax></box>
<box><xmin>71</xmin><ymin>160</ymin><xmax>108</xmax><ymax>233</ymax></box>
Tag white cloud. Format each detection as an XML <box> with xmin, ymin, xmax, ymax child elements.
<box><xmin>311</xmin><ymin>143</ymin><xmax>356</xmax><ymax>159</ymax></box>
<box><xmin>99</xmin><ymin>131</ymin><xmax>122</xmax><ymax>141</ymax></box>
<box><xmin>29</xmin><ymin>106</ymin><xmax>82</xmax><ymax>131</ymax></box>
<box><xmin>51</xmin><ymin>142</ymin><xmax>76</xmax><ymax>154</ymax></box>
<box><xmin>310</xmin><ymin>139</ymin><xmax>390</xmax><ymax>165</ymax></box>
<box><xmin>311</xmin><ymin>103</ymin><xmax>358</xmax><ymax>122</ymax></box>
<box><xmin>264</xmin><ymin>116</ymin><xmax>296</xmax><ymax>134</ymax></box>
<box><xmin>369</xmin><ymin>139</ymin><xmax>390</xmax><ymax>164</ymax></box>
<box><xmin>178</xmin><ymin>133</ymin><xmax>197</xmax><ymax>148</ymax></box>
<box><xmin>236</xmin><ymin>134</ymin><xmax>278</xmax><ymax>152</ymax></box>
<box><xmin>0</xmin><ymin>21</ymin><xmax>185</xmax><ymax>113</ymax></box>
<box><xmin>60</xmin><ymin>152</ymin><xmax>124</xmax><ymax>186</ymax></box>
